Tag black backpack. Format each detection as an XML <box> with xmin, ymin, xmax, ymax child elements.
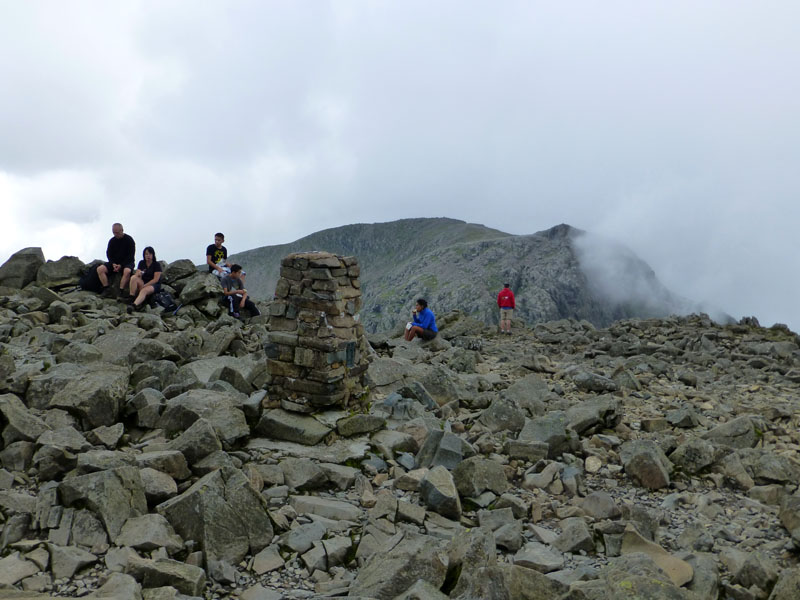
<box><xmin>152</xmin><ymin>290</ymin><xmax>180</xmax><ymax>314</ymax></box>
<box><xmin>78</xmin><ymin>264</ymin><xmax>104</xmax><ymax>293</ymax></box>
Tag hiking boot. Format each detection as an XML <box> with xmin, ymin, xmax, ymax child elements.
<box><xmin>126</xmin><ymin>305</ymin><xmax>134</xmax><ymax>314</ymax></box>
<box><xmin>232</xmin><ymin>312</ymin><xmax>241</xmax><ymax>319</ymax></box>
<box><xmin>100</xmin><ymin>286</ymin><xmax>114</xmax><ymax>299</ymax></box>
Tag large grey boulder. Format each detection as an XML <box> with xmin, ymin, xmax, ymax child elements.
<box><xmin>0</xmin><ymin>393</ymin><xmax>51</xmax><ymax>444</ymax></box>
<box><xmin>420</xmin><ymin>465</ymin><xmax>461</xmax><ymax>520</ymax></box>
<box><xmin>116</xmin><ymin>514</ymin><xmax>184</xmax><ymax>554</ymax></box>
<box><xmin>477</xmin><ymin>397</ymin><xmax>526</xmax><ymax>433</ymax></box>
<box><xmin>25</xmin><ymin>363</ymin><xmax>87</xmax><ymax>410</ymax></box>
<box><xmin>58</xmin><ymin>466</ymin><xmax>148</xmax><ymax>542</ymax></box>
<box><xmin>450</xmin><ymin>563</ymin><xmax>568</xmax><ymax>600</ymax></box>
<box><xmin>620</xmin><ymin>440</ymin><xmax>673</xmax><ymax>490</ymax></box>
<box><xmin>36</xmin><ymin>256</ymin><xmax>85</xmax><ymax>288</ymax></box>
<box><xmin>517</xmin><ymin>411</ymin><xmax>576</xmax><ymax>458</ymax></box>
<box><xmin>703</xmin><ymin>415</ymin><xmax>758</xmax><ymax>449</ymax></box>
<box><xmin>452</xmin><ymin>456</ymin><xmax>509</xmax><ymax>499</ymax></box>
<box><xmin>177</xmin><ymin>272</ymin><xmax>222</xmax><ymax>304</ymax></box>
<box><xmin>126</xmin><ymin>556</ymin><xmax>206</xmax><ymax>597</ymax></box>
<box><xmin>0</xmin><ymin>247</ymin><xmax>45</xmax><ymax>288</ymax></box>
<box><xmin>349</xmin><ymin>533</ymin><xmax>448</xmax><ymax>599</ymax></box>
<box><xmin>92</xmin><ymin>331</ymin><xmax>146</xmax><ymax>366</ymax></box>
<box><xmin>157</xmin><ymin>389</ymin><xmax>249</xmax><ymax>446</ymax></box>
<box><xmin>254</xmin><ymin>408</ymin><xmax>332</xmax><ymax>445</ymax></box>
<box><xmin>166</xmin><ymin>418</ymin><xmax>222</xmax><ymax>464</ymax></box>
<box><xmin>501</xmin><ymin>373</ymin><xmax>550</xmax><ymax>416</ymax></box>
<box><xmin>48</xmin><ymin>364</ymin><xmax>129</xmax><ymax>428</ymax></box>
<box><xmin>156</xmin><ymin>467</ymin><xmax>273</xmax><ymax>566</ymax></box>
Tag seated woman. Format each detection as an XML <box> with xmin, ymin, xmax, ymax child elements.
<box><xmin>404</xmin><ymin>298</ymin><xmax>438</xmax><ymax>341</ymax></box>
<box><xmin>127</xmin><ymin>246</ymin><xmax>162</xmax><ymax>313</ymax></box>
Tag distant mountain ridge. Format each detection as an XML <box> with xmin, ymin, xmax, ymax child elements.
<box><xmin>233</xmin><ymin>218</ymin><xmax>718</xmax><ymax>332</ymax></box>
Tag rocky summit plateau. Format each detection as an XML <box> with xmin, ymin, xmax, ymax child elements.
<box><xmin>0</xmin><ymin>242</ymin><xmax>799</xmax><ymax>600</ymax></box>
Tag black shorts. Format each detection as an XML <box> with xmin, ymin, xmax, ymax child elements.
<box><xmin>420</xmin><ymin>328</ymin><xmax>437</xmax><ymax>341</ymax></box>
<box><xmin>106</xmin><ymin>262</ymin><xmax>135</xmax><ymax>272</ymax></box>
<box><xmin>144</xmin><ymin>281</ymin><xmax>162</xmax><ymax>293</ymax></box>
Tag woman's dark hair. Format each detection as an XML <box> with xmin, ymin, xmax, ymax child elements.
<box><xmin>143</xmin><ymin>246</ymin><xmax>156</xmax><ymax>261</ymax></box>
<box><xmin>416</xmin><ymin>298</ymin><xmax>428</xmax><ymax>308</ymax></box>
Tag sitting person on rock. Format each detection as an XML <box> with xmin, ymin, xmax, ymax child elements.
<box><xmin>126</xmin><ymin>246</ymin><xmax>162</xmax><ymax>313</ymax></box>
<box><xmin>97</xmin><ymin>222</ymin><xmax>135</xmax><ymax>298</ymax></box>
<box><xmin>404</xmin><ymin>298</ymin><xmax>438</xmax><ymax>341</ymax></box>
<box><xmin>221</xmin><ymin>264</ymin><xmax>260</xmax><ymax>319</ymax></box>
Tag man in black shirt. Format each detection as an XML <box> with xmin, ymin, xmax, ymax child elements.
<box><xmin>97</xmin><ymin>223</ymin><xmax>136</xmax><ymax>298</ymax></box>
<box><xmin>206</xmin><ymin>232</ymin><xmax>230</xmax><ymax>276</ymax></box>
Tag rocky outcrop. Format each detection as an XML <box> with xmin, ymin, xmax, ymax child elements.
<box><xmin>232</xmin><ymin>218</ymin><xmax>720</xmax><ymax>332</ymax></box>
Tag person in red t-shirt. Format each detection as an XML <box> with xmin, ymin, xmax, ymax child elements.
<box><xmin>497</xmin><ymin>283</ymin><xmax>516</xmax><ymax>334</ymax></box>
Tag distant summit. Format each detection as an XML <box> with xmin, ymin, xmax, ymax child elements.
<box><xmin>234</xmin><ymin>218</ymin><xmax>724</xmax><ymax>332</ymax></box>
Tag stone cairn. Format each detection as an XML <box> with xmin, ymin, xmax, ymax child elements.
<box><xmin>265</xmin><ymin>251</ymin><xmax>370</xmax><ymax>413</ymax></box>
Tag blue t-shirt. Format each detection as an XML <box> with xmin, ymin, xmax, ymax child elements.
<box><xmin>412</xmin><ymin>307</ymin><xmax>438</xmax><ymax>332</ymax></box>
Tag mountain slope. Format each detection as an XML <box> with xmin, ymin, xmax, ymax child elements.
<box><xmin>234</xmin><ymin>218</ymin><xmax>714</xmax><ymax>332</ymax></box>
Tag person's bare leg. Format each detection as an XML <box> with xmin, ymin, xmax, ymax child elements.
<box><xmin>97</xmin><ymin>265</ymin><xmax>109</xmax><ymax>287</ymax></box>
<box><xmin>120</xmin><ymin>267</ymin><xmax>133</xmax><ymax>291</ymax></box>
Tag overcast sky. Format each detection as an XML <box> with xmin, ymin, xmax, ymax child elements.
<box><xmin>1</xmin><ymin>1</ymin><xmax>798</xmax><ymax>330</ymax></box>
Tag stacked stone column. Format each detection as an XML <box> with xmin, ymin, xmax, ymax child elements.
<box><xmin>265</xmin><ymin>252</ymin><xmax>370</xmax><ymax>412</ymax></box>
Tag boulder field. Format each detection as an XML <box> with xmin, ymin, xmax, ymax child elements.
<box><xmin>0</xmin><ymin>251</ymin><xmax>799</xmax><ymax>599</ymax></box>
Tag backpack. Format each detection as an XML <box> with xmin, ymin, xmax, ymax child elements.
<box><xmin>153</xmin><ymin>290</ymin><xmax>180</xmax><ymax>314</ymax></box>
<box><xmin>78</xmin><ymin>264</ymin><xmax>104</xmax><ymax>293</ymax></box>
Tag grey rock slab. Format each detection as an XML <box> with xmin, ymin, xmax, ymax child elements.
<box><xmin>116</xmin><ymin>514</ymin><xmax>184</xmax><ymax>554</ymax></box>
<box><xmin>414</xmin><ymin>429</ymin><xmax>474</xmax><ymax>470</ymax></box>
<box><xmin>580</xmin><ymin>491</ymin><xmax>621</xmax><ymax>519</ymax></box>
<box><xmin>166</xmin><ymin>418</ymin><xmax>222</xmax><ymax>464</ymax></box>
<box><xmin>76</xmin><ymin>450</ymin><xmax>136</xmax><ymax>474</ymax></box>
<box><xmin>58</xmin><ymin>466</ymin><xmax>148</xmax><ymax>542</ymax></box>
<box><xmin>572</xmin><ymin>370</ymin><xmax>618</xmax><ymax>393</ymax></box>
<box><xmin>247</xmin><ymin>436</ymin><xmax>369</xmax><ymax>464</ymax></box>
<box><xmin>393</xmin><ymin>579</ymin><xmax>449</xmax><ymax>600</ymax></box>
<box><xmin>48</xmin><ymin>543</ymin><xmax>98</xmax><ymax>579</ymax></box>
<box><xmin>279</xmin><ymin>457</ymin><xmax>327</xmax><ymax>491</ymax></box>
<box><xmin>733</xmin><ymin>551</ymin><xmax>779</xmax><ymax>591</ymax></box>
<box><xmin>86</xmin><ymin>423</ymin><xmax>125</xmax><ymax>449</ymax></box>
<box><xmin>349</xmin><ymin>533</ymin><xmax>447</xmax><ymax>600</ymax></box>
<box><xmin>702</xmin><ymin>415</ymin><xmax>758</xmax><ymax>449</ymax></box>
<box><xmin>278</xmin><ymin>520</ymin><xmax>327</xmax><ymax>554</ymax></box>
<box><xmin>620</xmin><ymin>439</ymin><xmax>673</xmax><ymax>490</ymax></box>
<box><xmin>513</xmin><ymin>541</ymin><xmax>565</xmax><ymax>573</ymax></box>
<box><xmin>668</xmin><ymin>438</ymin><xmax>720</xmax><ymax>474</ymax></box>
<box><xmin>769</xmin><ymin>566</ymin><xmax>800</xmax><ymax>600</ymax></box>
<box><xmin>452</xmin><ymin>456</ymin><xmax>509</xmax><ymax>499</ymax></box>
<box><xmin>0</xmin><ymin>552</ymin><xmax>40</xmax><ymax>585</ymax></box>
<box><xmin>289</xmin><ymin>495</ymin><xmax>361</xmax><ymax>522</ymax></box>
<box><xmin>88</xmin><ymin>572</ymin><xmax>143</xmax><ymax>600</ymax></box>
<box><xmin>553</xmin><ymin>517</ymin><xmax>594</xmax><ymax>554</ymax></box>
<box><xmin>336</xmin><ymin>414</ymin><xmax>386</xmax><ymax>437</ymax></box>
<box><xmin>0</xmin><ymin>393</ymin><xmax>50</xmax><ymax>444</ymax></box>
<box><xmin>419</xmin><ymin>465</ymin><xmax>461</xmax><ymax>520</ymax></box>
<box><xmin>136</xmin><ymin>451</ymin><xmax>192</xmax><ymax>481</ymax></box>
<box><xmin>156</xmin><ymin>466</ymin><xmax>273</xmax><ymax>566</ymax></box>
<box><xmin>158</xmin><ymin>389</ymin><xmax>249</xmax><ymax>445</ymax></box>
<box><xmin>254</xmin><ymin>408</ymin><xmax>332</xmax><ymax>445</ymax></box>
<box><xmin>477</xmin><ymin>397</ymin><xmax>526</xmax><ymax>433</ymax></box>
<box><xmin>517</xmin><ymin>412</ymin><xmax>574</xmax><ymax>458</ymax></box>
<box><xmin>240</xmin><ymin>584</ymin><xmax>282</xmax><ymax>600</ymax></box>
<box><xmin>0</xmin><ymin>247</ymin><xmax>45</xmax><ymax>288</ymax></box>
<box><xmin>139</xmin><ymin>468</ymin><xmax>178</xmax><ymax>505</ymax></box>
<box><xmin>48</xmin><ymin>364</ymin><xmax>129</xmax><ymax>427</ymax></box>
<box><xmin>126</xmin><ymin>556</ymin><xmax>206</xmax><ymax>597</ymax></box>
<box><xmin>251</xmin><ymin>544</ymin><xmax>284</xmax><ymax>575</ymax></box>
<box><xmin>450</xmin><ymin>563</ymin><xmax>568</xmax><ymax>600</ymax></box>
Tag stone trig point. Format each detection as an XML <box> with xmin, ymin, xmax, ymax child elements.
<box><xmin>265</xmin><ymin>251</ymin><xmax>370</xmax><ymax>412</ymax></box>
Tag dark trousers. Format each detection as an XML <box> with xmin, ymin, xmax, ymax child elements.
<box><xmin>226</xmin><ymin>294</ymin><xmax>260</xmax><ymax>316</ymax></box>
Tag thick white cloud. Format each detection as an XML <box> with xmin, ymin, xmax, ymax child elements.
<box><xmin>1</xmin><ymin>0</ymin><xmax>798</xmax><ymax>330</ymax></box>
